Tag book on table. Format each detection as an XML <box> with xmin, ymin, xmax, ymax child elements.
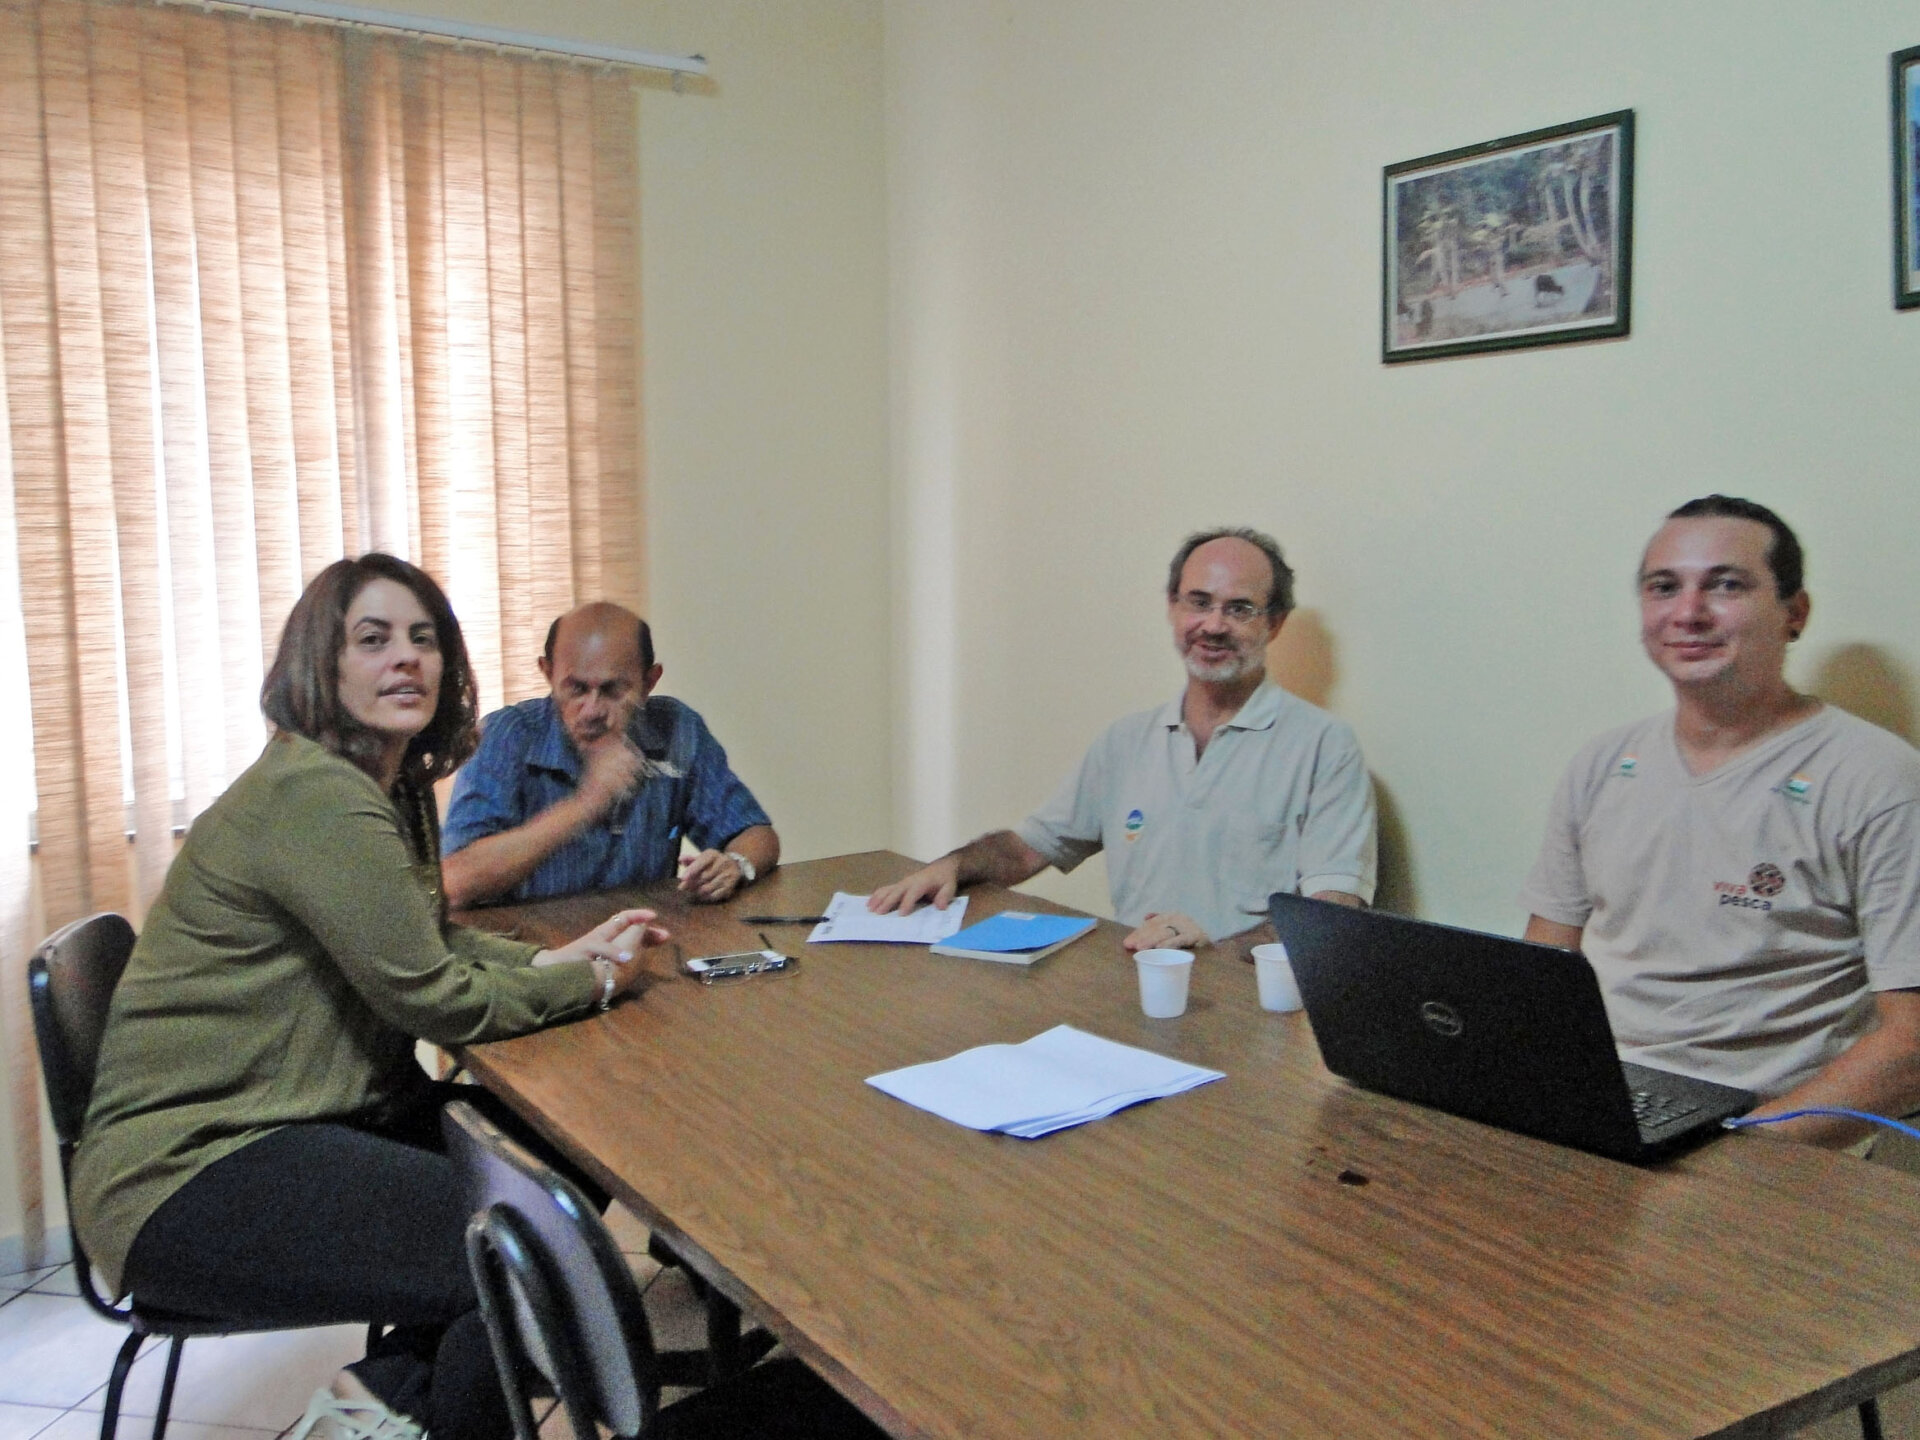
<box><xmin>929</xmin><ymin>911</ymin><xmax>1097</xmax><ymax>965</ymax></box>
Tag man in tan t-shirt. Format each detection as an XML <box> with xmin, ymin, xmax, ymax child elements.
<box><xmin>1521</xmin><ymin>496</ymin><xmax>1920</xmax><ymax>1148</ymax></box>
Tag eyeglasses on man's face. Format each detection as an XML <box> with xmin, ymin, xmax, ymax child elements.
<box><xmin>1174</xmin><ymin>592</ymin><xmax>1269</xmax><ymax>625</ymax></box>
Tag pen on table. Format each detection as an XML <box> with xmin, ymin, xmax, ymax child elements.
<box><xmin>739</xmin><ymin>914</ymin><xmax>828</xmax><ymax>925</ymax></box>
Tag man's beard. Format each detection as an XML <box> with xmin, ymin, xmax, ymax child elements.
<box><xmin>1180</xmin><ymin>642</ymin><xmax>1263</xmax><ymax>685</ymax></box>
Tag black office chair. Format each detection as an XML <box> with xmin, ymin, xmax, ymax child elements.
<box><xmin>26</xmin><ymin>913</ymin><xmax>384</xmax><ymax>1440</ymax></box>
<box><xmin>442</xmin><ymin>1100</ymin><xmax>887</xmax><ymax>1440</ymax></box>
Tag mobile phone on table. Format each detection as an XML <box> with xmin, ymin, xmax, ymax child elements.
<box><xmin>682</xmin><ymin>950</ymin><xmax>793</xmax><ymax>983</ymax></box>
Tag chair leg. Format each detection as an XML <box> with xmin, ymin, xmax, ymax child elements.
<box><xmin>1860</xmin><ymin>1397</ymin><xmax>1885</xmax><ymax>1440</ymax></box>
<box><xmin>704</xmin><ymin>1288</ymin><xmax>742</xmax><ymax>1381</ymax></box>
<box><xmin>702</xmin><ymin>1289</ymin><xmax>775</xmax><ymax>1382</ymax></box>
<box><xmin>150</xmin><ymin>1337</ymin><xmax>186</xmax><ymax>1440</ymax></box>
<box><xmin>98</xmin><ymin>1330</ymin><xmax>144</xmax><ymax>1440</ymax></box>
<box><xmin>656</xmin><ymin>1237</ymin><xmax>777</xmax><ymax>1382</ymax></box>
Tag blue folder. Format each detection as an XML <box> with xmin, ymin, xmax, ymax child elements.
<box><xmin>930</xmin><ymin>911</ymin><xmax>1097</xmax><ymax>964</ymax></box>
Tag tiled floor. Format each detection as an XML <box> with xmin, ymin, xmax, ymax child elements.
<box><xmin>0</xmin><ymin>1204</ymin><xmax>705</xmax><ymax>1439</ymax></box>
<box><xmin>3</xmin><ymin>1199</ymin><xmax>1917</xmax><ymax>1438</ymax></box>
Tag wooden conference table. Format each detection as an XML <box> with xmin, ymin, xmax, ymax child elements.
<box><xmin>457</xmin><ymin>852</ymin><xmax>1920</xmax><ymax>1439</ymax></box>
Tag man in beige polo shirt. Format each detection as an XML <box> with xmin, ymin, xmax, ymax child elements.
<box><xmin>1521</xmin><ymin>496</ymin><xmax>1920</xmax><ymax>1148</ymax></box>
<box><xmin>870</xmin><ymin>527</ymin><xmax>1376</xmax><ymax>951</ymax></box>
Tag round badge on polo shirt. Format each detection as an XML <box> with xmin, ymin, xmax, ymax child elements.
<box><xmin>1124</xmin><ymin>808</ymin><xmax>1145</xmax><ymax>842</ymax></box>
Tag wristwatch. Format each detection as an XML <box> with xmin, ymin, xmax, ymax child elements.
<box><xmin>726</xmin><ymin>851</ymin><xmax>756</xmax><ymax>886</ymax></box>
<box><xmin>592</xmin><ymin>958</ymin><xmax>616</xmax><ymax>1011</ymax></box>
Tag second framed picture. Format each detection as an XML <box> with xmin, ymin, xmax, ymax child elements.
<box><xmin>1384</xmin><ymin>110</ymin><xmax>1633</xmax><ymax>363</ymax></box>
<box><xmin>1895</xmin><ymin>45</ymin><xmax>1919</xmax><ymax>310</ymax></box>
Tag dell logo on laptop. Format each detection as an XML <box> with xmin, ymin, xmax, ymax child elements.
<box><xmin>1419</xmin><ymin>1001</ymin><xmax>1464</xmax><ymax>1038</ymax></box>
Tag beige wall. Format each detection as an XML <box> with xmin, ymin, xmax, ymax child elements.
<box><xmin>1</xmin><ymin>0</ymin><xmax>891</xmax><ymax>1266</ymax></box>
<box><xmin>885</xmin><ymin>0</ymin><xmax>1920</xmax><ymax>930</ymax></box>
<box><xmin>626</xmin><ymin>0</ymin><xmax>891</xmax><ymax>866</ymax></box>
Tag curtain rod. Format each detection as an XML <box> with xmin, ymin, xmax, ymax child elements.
<box><xmin>155</xmin><ymin>0</ymin><xmax>709</xmax><ymax>75</ymax></box>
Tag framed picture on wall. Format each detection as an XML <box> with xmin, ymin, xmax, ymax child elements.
<box><xmin>1896</xmin><ymin>45</ymin><xmax>1920</xmax><ymax>310</ymax></box>
<box><xmin>1383</xmin><ymin>110</ymin><xmax>1633</xmax><ymax>362</ymax></box>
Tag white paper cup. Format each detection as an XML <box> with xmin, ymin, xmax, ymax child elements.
<box><xmin>1134</xmin><ymin>948</ymin><xmax>1194</xmax><ymax>1018</ymax></box>
<box><xmin>1251</xmin><ymin>943</ymin><xmax>1302</xmax><ymax>1012</ymax></box>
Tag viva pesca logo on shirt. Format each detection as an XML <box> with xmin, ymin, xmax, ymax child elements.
<box><xmin>1712</xmin><ymin>863</ymin><xmax>1786</xmax><ymax>911</ymax></box>
<box><xmin>1123</xmin><ymin>808</ymin><xmax>1145</xmax><ymax>842</ymax></box>
<box><xmin>1613</xmin><ymin>754</ymin><xmax>1638</xmax><ymax>778</ymax></box>
<box><xmin>1772</xmin><ymin>771</ymin><xmax>1814</xmax><ymax>805</ymax></box>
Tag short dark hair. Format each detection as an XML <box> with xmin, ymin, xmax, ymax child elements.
<box><xmin>1664</xmin><ymin>495</ymin><xmax>1805</xmax><ymax>598</ymax></box>
<box><xmin>543</xmin><ymin>612</ymin><xmax>655</xmax><ymax>673</ymax></box>
<box><xmin>1166</xmin><ymin>527</ymin><xmax>1295</xmax><ymax>617</ymax></box>
<box><xmin>261</xmin><ymin>553</ymin><xmax>478</xmax><ymax>786</ymax></box>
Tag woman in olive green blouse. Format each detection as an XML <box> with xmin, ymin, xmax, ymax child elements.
<box><xmin>70</xmin><ymin>554</ymin><xmax>666</xmax><ymax>1440</ymax></box>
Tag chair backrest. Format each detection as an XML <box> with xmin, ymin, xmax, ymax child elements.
<box><xmin>27</xmin><ymin>913</ymin><xmax>137</xmax><ymax>1147</ymax></box>
<box><xmin>442</xmin><ymin>1101</ymin><xmax>658</xmax><ymax>1439</ymax></box>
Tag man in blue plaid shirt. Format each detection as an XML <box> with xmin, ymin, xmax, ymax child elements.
<box><xmin>441</xmin><ymin>602</ymin><xmax>778</xmax><ymax>909</ymax></box>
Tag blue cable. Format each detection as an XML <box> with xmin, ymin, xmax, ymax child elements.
<box><xmin>1722</xmin><ymin>1107</ymin><xmax>1920</xmax><ymax>1143</ymax></box>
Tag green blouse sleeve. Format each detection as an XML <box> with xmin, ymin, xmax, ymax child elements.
<box><xmin>261</xmin><ymin>747</ymin><xmax>600</xmax><ymax>1044</ymax></box>
<box><xmin>446</xmin><ymin>922</ymin><xmax>544</xmax><ymax>969</ymax></box>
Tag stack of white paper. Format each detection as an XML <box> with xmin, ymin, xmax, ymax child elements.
<box><xmin>866</xmin><ymin>1024</ymin><xmax>1224</xmax><ymax>1138</ymax></box>
<box><xmin>807</xmin><ymin>891</ymin><xmax>968</xmax><ymax>944</ymax></box>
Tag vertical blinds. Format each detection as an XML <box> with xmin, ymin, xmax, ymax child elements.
<box><xmin>0</xmin><ymin>0</ymin><xmax>644</xmax><ymax>1263</ymax></box>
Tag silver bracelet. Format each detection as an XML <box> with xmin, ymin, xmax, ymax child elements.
<box><xmin>592</xmin><ymin>958</ymin><xmax>615</xmax><ymax>1011</ymax></box>
<box><xmin>726</xmin><ymin>850</ymin><xmax>757</xmax><ymax>886</ymax></box>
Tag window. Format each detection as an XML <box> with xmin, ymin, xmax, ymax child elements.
<box><xmin>0</xmin><ymin>0</ymin><xmax>647</xmax><ymax>1256</ymax></box>
<box><xmin>0</xmin><ymin>0</ymin><xmax>644</xmax><ymax>924</ymax></box>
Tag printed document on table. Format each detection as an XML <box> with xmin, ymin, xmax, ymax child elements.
<box><xmin>807</xmin><ymin>891</ymin><xmax>969</xmax><ymax>945</ymax></box>
<box><xmin>866</xmin><ymin>1024</ymin><xmax>1224</xmax><ymax>1137</ymax></box>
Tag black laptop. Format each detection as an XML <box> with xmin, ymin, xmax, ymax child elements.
<box><xmin>1268</xmin><ymin>893</ymin><xmax>1754</xmax><ymax>1163</ymax></box>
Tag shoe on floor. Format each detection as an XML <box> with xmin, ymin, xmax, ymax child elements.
<box><xmin>286</xmin><ymin>1385</ymin><xmax>427</xmax><ymax>1440</ymax></box>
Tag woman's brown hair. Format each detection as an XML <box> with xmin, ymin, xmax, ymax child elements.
<box><xmin>261</xmin><ymin>554</ymin><xmax>479</xmax><ymax>787</ymax></box>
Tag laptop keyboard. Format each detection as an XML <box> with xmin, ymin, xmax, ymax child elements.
<box><xmin>1631</xmin><ymin>1088</ymin><xmax>1703</xmax><ymax>1133</ymax></box>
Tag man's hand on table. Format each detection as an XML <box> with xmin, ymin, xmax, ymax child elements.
<box><xmin>869</xmin><ymin>833</ymin><xmax>1049</xmax><ymax>915</ymax></box>
<box><xmin>679</xmin><ymin>848</ymin><xmax>749</xmax><ymax>903</ymax></box>
<box><xmin>1124</xmin><ymin>911</ymin><xmax>1207</xmax><ymax>952</ymax></box>
<box><xmin>868</xmin><ymin>856</ymin><xmax>963</xmax><ymax>915</ymax></box>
